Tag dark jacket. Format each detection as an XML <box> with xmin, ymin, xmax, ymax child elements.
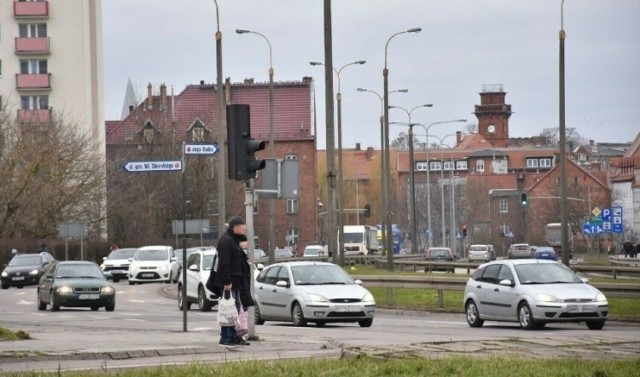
<box><xmin>240</xmin><ymin>250</ymin><xmax>256</xmax><ymax>309</ymax></box>
<box><xmin>215</xmin><ymin>228</ymin><xmax>245</xmax><ymax>290</ymax></box>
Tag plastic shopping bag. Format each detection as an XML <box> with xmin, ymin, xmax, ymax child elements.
<box><xmin>217</xmin><ymin>294</ymin><xmax>238</xmax><ymax>327</ymax></box>
<box><xmin>235</xmin><ymin>306</ymin><xmax>248</xmax><ymax>337</ymax></box>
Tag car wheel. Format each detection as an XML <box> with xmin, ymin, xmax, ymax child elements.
<box><xmin>198</xmin><ymin>286</ymin><xmax>212</xmax><ymax>312</ymax></box>
<box><xmin>105</xmin><ymin>301</ymin><xmax>115</xmax><ymax>312</ymax></box>
<box><xmin>586</xmin><ymin>320</ymin><xmax>605</xmax><ymax>330</ymax></box>
<box><xmin>128</xmin><ymin>281</ymin><xmax>135</xmax><ymax>286</ymax></box>
<box><xmin>113</xmin><ymin>278</ymin><xmax>120</xmax><ymax>283</ymax></box>
<box><xmin>37</xmin><ymin>293</ymin><xmax>47</xmax><ymax>311</ymax></box>
<box><xmin>465</xmin><ymin>300</ymin><xmax>484</xmax><ymax>327</ymax></box>
<box><xmin>291</xmin><ymin>302</ymin><xmax>307</xmax><ymax>327</ymax></box>
<box><xmin>50</xmin><ymin>291</ymin><xmax>60</xmax><ymax>311</ymax></box>
<box><xmin>254</xmin><ymin>305</ymin><xmax>265</xmax><ymax>325</ymax></box>
<box><xmin>358</xmin><ymin>318</ymin><xmax>373</xmax><ymax>328</ymax></box>
<box><xmin>91</xmin><ymin>306</ymin><xmax>100</xmax><ymax>311</ymax></box>
<box><xmin>518</xmin><ymin>302</ymin><xmax>538</xmax><ymax>330</ymax></box>
<box><xmin>177</xmin><ymin>285</ymin><xmax>191</xmax><ymax>310</ymax></box>
<box><xmin>1</xmin><ymin>282</ymin><xmax>8</xmax><ymax>289</ymax></box>
<box><xmin>315</xmin><ymin>321</ymin><xmax>326</xmax><ymax>327</ymax></box>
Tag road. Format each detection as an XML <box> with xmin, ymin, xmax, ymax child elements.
<box><xmin>1</xmin><ymin>281</ymin><xmax>639</xmax><ymax>373</ymax></box>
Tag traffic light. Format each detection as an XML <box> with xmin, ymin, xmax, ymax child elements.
<box><xmin>227</xmin><ymin>104</ymin><xmax>266</xmax><ymax>180</ymax></box>
<box><xmin>462</xmin><ymin>224</ymin><xmax>468</xmax><ymax>237</ymax></box>
<box><xmin>521</xmin><ymin>192</ymin><xmax>528</xmax><ymax>206</ymax></box>
<box><xmin>364</xmin><ymin>204</ymin><xmax>371</xmax><ymax>218</ymax></box>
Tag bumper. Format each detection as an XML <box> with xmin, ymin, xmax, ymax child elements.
<box><xmin>103</xmin><ymin>269</ymin><xmax>129</xmax><ymax>279</ymax></box>
<box><xmin>1</xmin><ymin>275</ymin><xmax>40</xmax><ymax>287</ymax></box>
<box><xmin>129</xmin><ymin>271</ymin><xmax>171</xmax><ymax>282</ymax></box>
<box><xmin>533</xmin><ymin>301</ymin><xmax>609</xmax><ymax>322</ymax></box>
<box><xmin>302</xmin><ymin>302</ymin><xmax>376</xmax><ymax>322</ymax></box>
<box><xmin>55</xmin><ymin>293</ymin><xmax>115</xmax><ymax>308</ymax></box>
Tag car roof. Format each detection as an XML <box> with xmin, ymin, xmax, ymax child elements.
<box><xmin>479</xmin><ymin>259</ymin><xmax>557</xmax><ymax>268</ymax></box>
<box><xmin>58</xmin><ymin>261</ymin><xmax>98</xmax><ymax>266</ymax></box>
<box><xmin>137</xmin><ymin>245</ymin><xmax>172</xmax><ymax>251</ymax></box>
<box><xmin>267</xmin><ymin>261</ymin><xmax>336</xmax><ymax>268</ymax></box>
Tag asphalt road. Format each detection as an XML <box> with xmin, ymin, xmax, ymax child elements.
<box><xmin>1</xmin><ymin>281</ymin><xmax>639</xmax><ymax>373</ymax></box>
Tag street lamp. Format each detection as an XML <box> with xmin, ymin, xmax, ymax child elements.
<box><xmin>389</xmin><ymin>104</ymin><xmax>433</xmax><ymax>254</ymax></box>
<box><xmin>414</xmin><ymin>119</ymin><xmax>467</xmax><ymax>247</ymax></box>
<box><xmin>310</xmin><ymin>60</ymin><xmax>366</xmax><ymax>267</ymax></box>
<box><xmin>213</xmin><ymin>0</ymin><xmax>226</xmax><ymax>282</ymax></box>
<box><xmin>428</xmin><ymin>135</ymin><xmax>454</xmax><ymax>247</ymax></box>
<box><xmin>236</xmin><ymin>28</ymin><xmax>276</xmax><ymax>264</ymax></box>
<box><xmin>383</xmin><ymin>27</ymin><xmax>421</xmax><ymax>270</ymax></box>
<box><xmin>356</xmin><ymin>87</ymin><xmax>408</xmax><ymax>254</ymax></box>
<box><xmin>559</xmin><ymin>0</ymin><xmax>570</xmax><ymax>266</ymax></box>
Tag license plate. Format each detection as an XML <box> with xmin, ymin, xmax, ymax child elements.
<box><xmin>78</xmin><ymin>294</ymin><xmax>100</xmax><ymax>300</ymax></box>
<box><xmin>142</xmin><ymin>273</ymin><xmax>155</xmax><ymax>278</ymax></box>
<box><xmin>568</xmin><ymin>304</ymin><xmax>596</xmax><ymax>313</ymax></box>
<box><xmin>12</xmin><ymin>276</ymin><xmax>25</xmax><ymax>281</ymax></box>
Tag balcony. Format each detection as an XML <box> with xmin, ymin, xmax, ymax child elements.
<box><xmin>17</xmin><ymin>109</ymin><xmax>52</xmax><ymax>124</ymax></box>
<box><xmin>15</xmin><ymin>37</ymin><xmax>51</xmax><ymax>55</ymax></box>
<box><xmin>13</xmin><ymin>1</ymin><xmax>49</xmax><ymax>18</ymax></box>
<box><xmin>16</xmin><ymin>73</ymin><xmax>51</xmax><ymax>91</ymax></box>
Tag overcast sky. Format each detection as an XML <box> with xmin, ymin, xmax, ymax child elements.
<box><xmin>103</xmin><ymin>0</ymin><xmax>640</xmax><ymax>150</ymax></box>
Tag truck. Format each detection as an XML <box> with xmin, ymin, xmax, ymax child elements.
<box><xmin>342</xmin><ymin>225</ymin><xmax>380</xmax><ymax>255</ymax></box>
<box><xmin>376</xmin><ymin>224</ymin><xmax>405</xmax><ymax>254</ymax></box>
<box><xmin>544</xmin><ymin>222</ymin><xmax>573</xmax><ymax>257</ymax></box>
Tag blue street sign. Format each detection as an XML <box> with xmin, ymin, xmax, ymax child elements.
<box><xmin>583</xmin><ymin>224</ymin><xmax>593</xmax><ymax>234</ymax></box>
<box><xmin>611</xmin><ymin>207</ymin><xmax>623</xmax><ymax>233</ymax></box>
<box><xmin>602</xmin><ymin>208</ymin><xmax>611</xmax><ymax>222</ymax></box>
<box><xmin>122</xmin><ymin>160</ymin><xmax>182</xmax><ymax>173</ymax></box>
<box><xmin>455</xmin><ymin>231</ymin><xmax>463</xmax><ymax>239</ymax></box>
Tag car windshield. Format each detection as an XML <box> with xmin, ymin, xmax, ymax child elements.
<box><xmin>304</xmin><ymin>247</ymin><xmax>322</xmax><ymax>256</ymax></box>
<box><xmin>56</xmin><ymin>264</ymin><xmax>104</xmax><ymax>279</ymax></box>
<box><xmin>469</xmin><ymin>246</ymin><xmax>486</xmax><ymax>251</ymax></box>
<box><xmin>8</xmin><ymin>255</ymin><xmax>41</xmax><ymax>267</ymax></box>
<box><xmin>291</xmin><ymin>264</ymin><xmax>354</xmax><ymax>285</ymax></box>
<box><xmin>515</xmin><ymin>263</ymin><xmax>582</xmax><ymax>284</ymax></box>
<box><xmin>135</xmin><ymin>249</ymin><xmax>168</xmax><ymax>261</ymax></box>
<box><xmin>275</xmin><ymin>249</ymin><xmax>291</xmax><ymax>257</ymax></box>
<box><xmin>512</xmin><ymin>245</ymin><xmax>529</xmax><ymax>250</ymax></box>
<box><xmin>107</xmin><ymin>249</ymin><xmax>136</xmax><ymax>260</ymax></box>
<box><xmin>344</xmin><ymin>233</ymin><xmax>364</xmax><ymax>243</ymax></box>
<box><xmin>429</xmin><ymin>249</ymin><xmax>449</xmax><ymax>257</ymax></box>
<box><xmin>254</xmin><ymin>250</ymin><xmax>265</xmax><ymax>259</ymax></box>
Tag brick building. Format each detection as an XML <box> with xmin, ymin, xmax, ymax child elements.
<box><xmin>105</xmin><ymin>77</ymin><xmax>318</xmax><ymax>252</ymax></box>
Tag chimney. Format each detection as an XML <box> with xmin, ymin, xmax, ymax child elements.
<box><xmin>590</xmin><ymin>140</ymin><xmax>598</xmax><ymax>154</ymax></box>
<box><xmin>200</xmin><ymin>80</ymin><xmax>205</xmax><ymax>86</ymax></box>
<box><xmin>456</xmin><ymin>131</ymin><xmax>462</xmax><ymax>146</ymax></box>
<box><xmin>146</xmin><ymin>84</ymin><xmax>153</xmax><ymax>110</ymax></box>
<box><xmin>160</xmin><ymin>84</ymin><xmax>167</xmax><ymax>110</ymax></box>
<box><xmin>244</xmin><ymin>78</ymin><xmax>255</xmax><ymax>85</ymax></box>
<box><xmin>225</xmin><ymin>78</ymin><xmax>231</xmax><ymax>104</ymax></box>
<box><xmin>365</xmin><ymin>147</ymin><xmax>374</xmax><ymax>160</ymax></box>
<box><xmin>355</xmin><ymin>143</ymin><xmax>361</xmax><ymax>151</ymax></box>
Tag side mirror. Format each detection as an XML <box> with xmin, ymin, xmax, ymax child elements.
<box><xmin>256</xmin><ymin>263</ymin><xmax>264</xmax><ymax>271</ymax></box>
<box><xmin>581</xmin><ymin>277</ymin><xmax>590</xmax><ymax>284</ymax></box>
<box><xmin>354</xmin><ymin>279</ymin><xmax>363</xmax><ymax>286</ymax></box>
<box><xmin>275</xmin><ymin>280</ymin><xmax>289</xmax><ymax>288</ymax></box>
<box><xmin>499</xmin><ymin>279</ymin><xmax>514</xmax><ymax>287</ymax></box>
<box><xmin>188</xmin><ymin>264</ymin><xmax>199</xmax><ymax>272</ymax></box>
<box><xmin>128</xmin><ymin>258</ymin><xmax>133</xmax><ymax>262</ymax></box>
<box><xmin>103</xmin><ymin>256</ymin><xmax>107</xmax><ymax>261</ymax></box>
<box><xmin>170</xmin><ymin>256</ymin><xmax>177</xmax><ymax>262</ymax></box>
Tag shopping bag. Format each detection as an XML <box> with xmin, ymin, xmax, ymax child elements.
<box><xmin>217</xmin><ymin>294</ymin><xmax>238</xmax><ymax>327</ymax></box>
<box><xmin>235</xmin><ymin>306</ymin><xmax>248</xmax><ymax>337</ymax></box>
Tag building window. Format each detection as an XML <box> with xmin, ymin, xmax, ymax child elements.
<box><xmin>476</xmin><ymin>160</ymin><xmax>484</xmax><ymax>173</ymax></box>
<box><xmin>286</xmin><ymin>228</ymin><xmax>299</xmax><ymax>246</ymax></box>
<box><xmin>499</xmin><ymin>199</ymin><xmax>508</xmax><ymax>213</ymax></box>
<box><xmin>416</xmin><ymin>162</ymin><xmax>428</xmax><ymax>171</ymax></box>
<box><xmin>285</xmin><ymin>154</ymin><xmax>297</xmax><ymax>160</ymax></box>
<box><xmin>455</xmin><ymin>160</ymin><xmax>468</xmax><ymax>170</ymax></box>
<box><xmin>20</xmin><ymin>59</ymin><xmax>47</xmax><ymax>74</ymax></box>
<box><xmin>499</xmin><ymin>223</ymin><xmax>510</xmax><ymax>237</ymax></box>
<box><xmin>578</xmin><ymin>153</ymin><xmax>586</xmax><ymax>161</ymax></box>
<box><xmin>287</xmin><ymin>199</ymin><xmax>298</xmax><ymax>214</ymax></box>
<box><xmin>429</xmin><ymin>161</ymin><xmax>441</xmax><ymax>171</ymax></box>
<box><xmin>20</xmin><ymin>95</ymin><xmax>48</xmax><ymax>109</ymax></box>
<box><xmin>526</xmin><ymin>158</ymin><xmax>539</xmax><ymax>168</ymax></box>
<box><xmin>19</xmin><ymin>23</ymin><xmax>47</xmax><ymax>38</ymax></box>
<box><xmin>539</xmin><ymin>158</ymin><xmax>552</xmax><ymax>168</ymax></box>
<box><xmin>443</xmin><ymin>160</ymin><xmax>454</xmax><ymax>171</ymax></box>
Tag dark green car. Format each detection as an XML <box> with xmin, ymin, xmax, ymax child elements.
<box><xmin>37</xmin><ymin>261</ymin><xmax>116</xmax><ymax>312</ymax></box>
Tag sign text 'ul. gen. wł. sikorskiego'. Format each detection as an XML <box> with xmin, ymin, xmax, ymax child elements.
<box><xmin>122</xmin><ymin>160</ymin><xmax>182</xmax><ymax>173</ymax></box>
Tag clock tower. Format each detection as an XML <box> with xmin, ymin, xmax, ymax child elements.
<box><xmin>474</xmin><ymin>84</ymin><xmax>512</xmax><ymax>147</ymax></box>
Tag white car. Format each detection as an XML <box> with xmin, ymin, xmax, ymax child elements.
<box><xmin>128</xmin><ymin>246</ymin><xmax>179</xmax><ymax>285</ymax></box>
<box><xmin>177</xmin><ymin>248</ymin><xmax>218</xmax><ymax>311</ymax></box>
<box><xmin>303</xmin><ymin>244</ymin><xmax>326</xmax><ymax>258</ymax></box>
<box><xmin>100</xmin><ymin>248</ymin><xmax>137</xmax><ymax>282</ymax></box>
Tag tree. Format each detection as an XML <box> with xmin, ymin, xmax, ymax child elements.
<box><xmin>0</xmin><ymin>108</ymin><xmax>105</xmax><ymax>240</ymax></box>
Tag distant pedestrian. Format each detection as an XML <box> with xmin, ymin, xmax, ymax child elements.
<box><xmin>633</xmin><ymin>243</ymin><xmax>639</xmax><ymax>258</ymax></box>
<box><xmin>623</xmin><ymin>242</ymin><xmax>633</xmax><ymax>258</ymax></box>
<box><xmin>110</xmin><ymin>242</ymin><xmax>118</xmax><ymax>251</ymax></box>
<box><xmin>39</xmin><ymin>244</ymin><xmax>50</xmax><ymax>254</ymax></box>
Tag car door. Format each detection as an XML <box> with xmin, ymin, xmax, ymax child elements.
<box><xmin>271</xmin><ymin>266</ymin><xmax>293</xmax><ymax>319</ymax></box>
<box><xmin>255</xmin><ymin>266</ymin><xmax>281</xmax><ymax>318</ymax></box>
<box><xmin>474</xmin><ymin>264</ymin><xmax>502</xmax><ymax>318</ymax></box>
<box><xmin>492</xmin><ymin>265</ymin><xmax>519</xmax><ymax>319</ymax></box>
<box><xmin>38</xmin><ymin>261</ymin><xmax>57</xmax><ymax>303</ymax></box>
<box><xmin>185</xmin><ymin>253</ymin><xmax>200</xmax><ymax>300</ymax></box>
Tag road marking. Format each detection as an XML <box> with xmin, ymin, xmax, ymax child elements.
<box><xmin>17</xmin><ymin>300</ymin><xmax>34</xmax><ymax>305</ymax></box>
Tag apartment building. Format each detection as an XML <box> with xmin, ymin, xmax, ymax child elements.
<box><xmin>0</xmin><ymin>0</ymin><xmax>104</xmax><ymax>155</ymax></box>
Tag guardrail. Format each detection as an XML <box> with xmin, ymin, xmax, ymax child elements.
<box><xmin>352</xmin><ymin>274</ymin><xmax>640</xmax><ymax>308</ymax></box>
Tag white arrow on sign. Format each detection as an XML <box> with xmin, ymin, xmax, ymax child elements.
<box><xmin>122</xmin><ymin>160</ymin><xmax>182</xmax><ymax>172</ymax></box>
<box><xmin>184</xmin><ymin>144</ymin><xmax>218</xmax><ymax>155</ymax></box>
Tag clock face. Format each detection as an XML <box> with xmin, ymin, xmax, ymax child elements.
<box><xmin>487</xmin><ymin>124</ymin><xmax>496</xmax><ymax>134</ymax></box>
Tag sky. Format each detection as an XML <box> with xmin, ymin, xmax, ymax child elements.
<box><xmin>102</xmin><ymin>0</ymin><xmax>640</xmax><ymax>150</ymax></box>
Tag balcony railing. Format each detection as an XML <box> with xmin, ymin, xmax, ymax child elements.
<box><xmin>15</xmin><ymin>37</ymin><xmax>50</xmax><ymax>54</ymax></box>
<box><xmin>16</xmin><ymin>73</ymin><xmax>51</xmax><ymax>90</ymax></box>
<box><xmin>13</xmin><ymin>1</ymin><xmax>49</xmax><ymax>18</ymax></box>
<box><xmin>17</xmin><ymin>108</ymin><xmax>52</xmax><ymax>124</ymax></box>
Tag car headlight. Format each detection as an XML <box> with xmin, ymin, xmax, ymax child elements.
<box><xmin>362</xmin><ymin>292</ymin><xmax>375</xmax><ymax>302</ymax></box>
<box><xmin>100</xmin><ymin>264</ymin><xmax>105</xmax><ymax>270</ymax></box>
<box><xmin>29</xmin><ymin>269</ymin><xmax>40</xmax><ymax>276</ymax></box>
<box><xmin>1</xmin><ymin>271</ymin><xmax>7</xmax><ymax>277</ymax></box>
<box><xmin>536</xmin><ymin>293</ymin><xmax>560</xmax><ymax>302</ymax></box>
<box><xmin>57</xmin><ymin>286</ymin><xmax>73</xmax><ymax>294</ymax></box>
<box><xmin>101</xmin><ymin>286</ymin><xmax>115</xmax><ymax>294</ymax></box>
<box><xmin>595</xmin><ymin>293</ymin><xmax>607</xmax><ymax>302</ymax></box>
<box><xmin>307</xmin><ymin>293</ymin><xmax>329</xmax><ymax>302</ymax></box>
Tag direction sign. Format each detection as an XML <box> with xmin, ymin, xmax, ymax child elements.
<box><xmin>122</xmin><ymin>160</ymin><xmax>182</xmax><ymax>173</ymax></box>
<box><xmin>184</xmin><ymin>144</ymin><xmax>218</xmax><ymax>155</ymax></box>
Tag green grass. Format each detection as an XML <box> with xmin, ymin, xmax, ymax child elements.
<box><xmin>4</xmin><ymin>356</ymin><xmax>639</xmax><ymax>376</ymax></box>
<box><xmin>0</xmin><ymin>328</ymin><xmax>31</xmax><ymax>341</ymax></box>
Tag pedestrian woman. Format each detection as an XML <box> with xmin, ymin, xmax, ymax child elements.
<box><xmin>214</xmin><ymin>216</ymin><xmax>250</xmax><ymax>347</ymax></box>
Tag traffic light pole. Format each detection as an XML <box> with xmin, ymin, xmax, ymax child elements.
<box><xmin>244</xmin><ymin>179</ymin><xmax>257</xmax><ymax>339</ymax></box>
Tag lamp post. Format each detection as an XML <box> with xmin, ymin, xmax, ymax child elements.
<box><xmin>356</xmin><ymin>87</ymin><xmax>408</xmax><ymax>254</ymax></box>
<box><xmin>236</xmin><ymin>28</ymin><xmax>276</xmax><ymax>264</ymax></box>
<box><xmin>383</xmin><ymin>27</ymin><xmax>421</xmax><ymax>270</ymax></box>
<box><xmin>389</xmin><ymin>104</ymin><xmax>432</xmax><ymax>254</ymax></box>
<box><xmin>310</xmin><ymin>60</ymin><xmax>366</xmax><ymax>267</ymax></box>
<box><xmin>559</xmin><ymin>0</ymin><xmax>570</xmax><ymax>266</ymax></box>
<box><xmin>415</xmin><ymin>120</ymin><xmax>466</xmax><ymax>248</ymax></box>
<box><xmin>213</xmin><ymin>0</ymin><xmax>226</xmax><ymax>271</ymax></box>
<box><xmin>426</xmin><ymin>134</ymin><xmax>454</xmax><ymax>247</ymax></box>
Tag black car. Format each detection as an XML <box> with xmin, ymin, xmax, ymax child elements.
<box><xmin>1</xmin><ymin>252</ymin><xmax>55</xmax><ymax>289</ymax></box>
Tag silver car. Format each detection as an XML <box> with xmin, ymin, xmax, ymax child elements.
<box><xmin>254</xmin><ymin>261</ymin><xmax>376</xmax><ymax>327</ymax></box>
<box><xmin>463</xmin><ymin>259</ymin><xmax>608</xmax><ymax>330</ymax></box>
